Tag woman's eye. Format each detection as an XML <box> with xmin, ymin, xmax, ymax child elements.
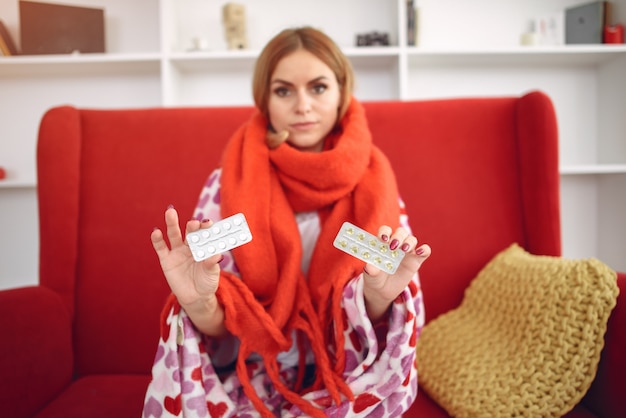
<box><xmin>312</xmin><ymin>84</ymin><xmax>327</xmax><ymax>94</ymax></box>
<box><xmin>274</xmin><ymin>87</ymin><xmax>290</xmax><ymax>97</ymax></box>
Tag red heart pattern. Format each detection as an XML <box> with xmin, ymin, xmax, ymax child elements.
<box><xmin>207</xmin><ymin>401</ymin><xmax>228</xmax><ymax>418</ymax></box>
<box><xmin>164</xmin><ymin>394</ymin><xmax>182</xmax><ymax>416</ymax></box>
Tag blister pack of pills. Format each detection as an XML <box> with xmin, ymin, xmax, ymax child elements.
<box><xmin>186</xmin><ymin>213</ymin><xmax>252</xmax><ymax>262</ymax></box>
<box><xmin>333</xmin><ymin>221</ymin><xmax>405</xmax><ymax>274</ymax></box>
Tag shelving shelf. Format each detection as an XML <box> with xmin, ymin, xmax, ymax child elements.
<box><xmin>560</xmin><ymin>164</ymin><xmax>626</xmax><ymax>175</ymax></box>
<box><xmin>168</xmin><ymin>54</ymin><xmax>255</xmax><ymax>73</ymax></box>
<box><xmin>0</xmin><ymin>180</ymin><xmax>37</xmax><ymax>189</ymax></box>
<box><xmin>406</xmin><ymin>44</ymin><xmax>626</xmax><ymax>66</ymax></box>
<box><xmin>0</xmin><ymin>53</ymin><xmax>162</xmax><ymax>76</ymax></box>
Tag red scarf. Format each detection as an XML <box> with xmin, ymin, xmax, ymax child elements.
<box><xmin>210</xmin><ymin>98</ymin><xmax>400</xmax><ymax>416</ymax></box>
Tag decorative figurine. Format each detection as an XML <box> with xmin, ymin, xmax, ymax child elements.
<box><xmin>222</xmin><ymin>3</ymin><xmax>247</xmax><ymax>50</ymax></box>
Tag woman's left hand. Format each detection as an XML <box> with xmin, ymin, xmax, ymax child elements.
<box><xmin>361</xmin><ymin>225</ymin><xmax>431</xmax><ymax>322</ymax></box>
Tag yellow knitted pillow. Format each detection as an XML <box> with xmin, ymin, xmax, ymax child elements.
<box><xmin>416</xmin><ymin>243</ymin><xmax>619</xmax><ymax>418</ymax></box>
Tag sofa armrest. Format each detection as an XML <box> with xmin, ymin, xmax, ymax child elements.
<box><xmin>0</xmin><ymin>286</ymin><xmax>73</xmax><ymax>418</ymax></box>
<box><xmin>583</xmin><ymin>271</ymin><xmax>626</xmax><ymax>418</ymax></box>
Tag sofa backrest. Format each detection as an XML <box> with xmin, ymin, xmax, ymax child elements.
<box><xmin>36</xmin><ymin>91</ymin><xmax>560</xmax><ymax>376</ymax></box>
<box><xmin>366</xmin><ymin>91</ymin><xmax>561</xmax><ymax>322</ymax></box>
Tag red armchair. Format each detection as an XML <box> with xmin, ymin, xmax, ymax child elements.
<box><xmin>0</xmin><ymin>91</ymin><xmax>623</xmax><ymax>417</ymax></box>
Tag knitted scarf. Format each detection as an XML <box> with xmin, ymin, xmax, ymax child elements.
<box><xmin>217</xmin><ymin>98</ymin><xmax>401</xmax><ymax>416</ymax></box>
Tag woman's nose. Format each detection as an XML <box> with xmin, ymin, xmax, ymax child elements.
<box><xmin>294</xmin><ymin>91</ymin><xmax>312</xmax><ymax>114</ymax></box>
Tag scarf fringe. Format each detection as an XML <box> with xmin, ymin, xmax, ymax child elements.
<box><xmin>220</xmin><ymin>268</ymin><xmax>354</xmax><ymax>413</ymax></box>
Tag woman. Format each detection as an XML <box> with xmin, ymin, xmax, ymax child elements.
<box><xmin>144</xmin><ymin>26</ymin><xmax>431</xmax><ymax>417</ymax></box>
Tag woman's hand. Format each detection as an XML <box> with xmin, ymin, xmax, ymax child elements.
<box><xmin>151</xmin><ymin>205</ymin><xmax>227</xmax><ymax>336</ymax></box>
<box><xmin>361</xmin><ymin>225</ymin><xmax>431</xmax><ymax>322</ymax></box>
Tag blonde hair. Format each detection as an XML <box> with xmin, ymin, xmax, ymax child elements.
<box><xmin>252</xmin><ymin>27</ymin><xmax>354</xmax><ymax>121</ymax></box>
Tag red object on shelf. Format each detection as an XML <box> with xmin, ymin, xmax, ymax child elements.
<box><xmin>0</xmin><ymin>166</ymin><xmax>6</xmax><ymax>180</ymax></box>
<box><xmin>604</xmin><ymin>24</ymin><xmax>624</xmax><ymax>44</ymax></box>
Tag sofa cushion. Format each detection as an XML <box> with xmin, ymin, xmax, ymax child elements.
<box><xmin>415</xmin><ymin>244</ymin><xmax>619</xmax><ymax>417</ymax></box>
<box><xmin>34</xmin><ymin>375</ymin><xmax>150</xmax><ymax>418</ymax></box>
<box><xmin>0</xmin><ymin>286</ymin><xmax>72</xmax><ymax>418</ymax></box>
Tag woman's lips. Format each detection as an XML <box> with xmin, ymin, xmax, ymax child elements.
<box><xmin>291</xmin><ymin>121</ymin><xmax>317</xmax><ymax>131</ymax></box>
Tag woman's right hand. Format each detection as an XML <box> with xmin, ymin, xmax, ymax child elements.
<box><xmin>151</xmin><ymin>206</ymin><xmax>227</xmax><ymax>336</ymax></box>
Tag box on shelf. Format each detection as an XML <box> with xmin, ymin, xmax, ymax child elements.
<box><xmin>19</xmin><ymin>0</ymin><xmax>105</xmax><ymax>54</ymax></box>
<box><xmin>565</xmin><ymin>1</ymin><xmax>609</xmax><ymax>44</ymax></box>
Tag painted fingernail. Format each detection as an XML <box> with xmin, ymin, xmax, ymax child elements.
<box><xmin>381</xmin><ymin>234</ymin><xmax>389</xmax><ymax>242</ymax></box>
<box><xmin>415</xmin><ymin>247</ymin><xmax>425</xmax><ymax>256</ymax></box>
<box><xmin>201</xmin><ymin>219</ymin><xmax>211</xmax><ymax>223</ymax></box>
<box><xmin>167</xmin><ymin>204</ymin><xmax>174</xmax><ymax>210</ymax></box>
<box><xmin>401</xmin><ymin>243</ymin><xmax>410</xmax><ymax>252</ymax></box>
<box><xmin>218</xmin><ymin>255</ymin><xmax>225</xmax><ymax>263</ymax></box>
<box><xmin>390</xmin><ymin>239</ymin><xmax>399</xmax><ymax>250</ymax></box>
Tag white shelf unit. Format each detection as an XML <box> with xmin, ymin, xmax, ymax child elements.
<box><xmin>0</xmin><ymin>0</ymin><xmax>625</xmax><ymax>290</ymax></box>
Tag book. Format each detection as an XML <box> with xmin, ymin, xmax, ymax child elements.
<box><xmin>407</xmin><ymin>0</ymin><xmax>419</xmax><ymax>46</ymax></box>
<box><xmin>413</xmin><ymin>6</ymin><xmax>420</xmax><ymax>46</ymax></box>
<box><xmin>0</xmin><ymin>19</ymin><xmax>19</xmax><ymax>56</ymax></box>
<box><xmin>407</xmin><ymin>0</ymin><xmax>415</xmax><ymax>46</ymax></box>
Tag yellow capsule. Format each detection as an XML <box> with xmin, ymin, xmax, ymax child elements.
<box><xmin>346</xmin><ymin>227</ymin><xmax>354</xmax><ymax>235</ymax></box>
<box><xmin>351</xmin><ymin>246</ymin><xmax>359</xmax><ymax>254</ymax></box>
<box><xmin>339</xmin><ymin>240</ymin><xmax>348</xmax><ymax>248</ymax></box>
<box><xmin>362</xmin><ymin>251</ymin><xmax>370</xmax><ymax>259</ymax></box>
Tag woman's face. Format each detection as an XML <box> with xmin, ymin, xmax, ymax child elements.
<box><xmin>268</xmin><ymin>49</ymin><xmax>341</xmax><ymax>153</ymax></box>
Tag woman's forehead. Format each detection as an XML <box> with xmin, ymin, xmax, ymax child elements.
<box><xmin>271</xmin><ymin>50</ymin><xmax>335</xmax><ymax>84</ymax></box>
